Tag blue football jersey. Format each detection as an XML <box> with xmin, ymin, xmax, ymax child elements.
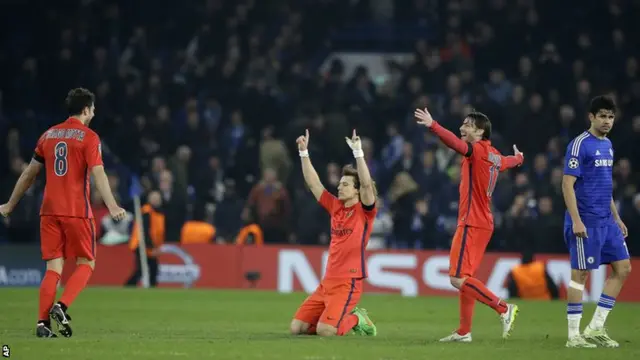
<box><xmin>563</xmin><ymin>131</ymin><xmax>614</xmax><ymax>227</ymax></box>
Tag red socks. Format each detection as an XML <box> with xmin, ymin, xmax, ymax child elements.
<box><xmin>59</xmin><ymin>264</ymin><xmax>94</xmax><ymax>308</ymax></box>
<box><xmin>337</xmin><ymin>314</ymin><xmax>358</xmax><ymax>336</ymax></box>
<box><xmin>457</xmin><ymin>292</ymin><xmax>475</xmax><ymax>335</ymax></box>
<box><xmin>460</xmin><ymin>277</ymin><xmax>507</xmax><ymax>315</ymax></box>
<box><xmin>39</xmin><ymin>270</ymin><xmax>61</xmax><ymax>321</ymax></box>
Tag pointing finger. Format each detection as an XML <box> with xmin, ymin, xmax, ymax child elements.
<box><xmin>352</xmin><ymin>129</ymin><xmax>357</xmax><ymax>139</ymax></box>
<box><xmin>305</xmin><ymin>129</ymin><xmax>309</xmax><ymax>140</ymax></box>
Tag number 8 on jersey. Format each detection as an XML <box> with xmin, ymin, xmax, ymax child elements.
<box><xmin>54</xmin><ymin>142</ymin><xmax>68</xmax><ymax>177</ymax></box>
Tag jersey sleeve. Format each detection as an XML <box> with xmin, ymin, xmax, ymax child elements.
<box><xmin>430</xmin><ymin>122</ymin><xmax>472</xmax><ymax>156</ymax></box>
<box><xmin>499</xmin><ymin>154</ymin><xmax>524</xmax><ymax>172</ymax></box>
<box><xmin>362</xmin><ymin>202</ymin><xmax>378</xmax><ymax>220</ymax></box>
<box><xmin>84</xmin><ymin>133</ymin><xmax>104</xmax><ymax>169</ymax></box>
<box><xmin>564</xmin><ymin>138</ymin><xmax>585</xmax><ymax>178</ymax></box>
<box><xmin>318</xmin><ymin>190</ymin><xmax>340</xmax><ymax>214</ymax></box>
<box><xmin>33</xmin><ymin>134</ymin><xmax>45</xmax><ymax>163</ymax></box>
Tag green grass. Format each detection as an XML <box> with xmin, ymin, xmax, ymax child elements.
<box><xmin>1</xmin><ymin>288</ymin><xmax>639</xmax><ymax>359</ymax></box>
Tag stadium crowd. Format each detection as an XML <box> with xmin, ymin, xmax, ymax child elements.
<box><xmin>1</xmin><ymin>0</ymin><xmax>639</xmax><ymax>256</ymax></box>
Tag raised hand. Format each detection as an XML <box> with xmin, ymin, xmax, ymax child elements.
<box><xmin>345</xmin><ymin>129</ymin><xmax>362</xmax><ymax>151</ymax></box>
<box><xmin>414</xmin><ymin>107</ymin><xmax>434</xmax><ymax>128</ymax></box>
<box><xmin>296</xmin><ymin>129</ymin><xmax>309</xmax><ymax>151</ymax></box>
<box><xmin>0</xmin><ymin>203</ymin><xmax>13</xmax><ymax>217</ymax></box>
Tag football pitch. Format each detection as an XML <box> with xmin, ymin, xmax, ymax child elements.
<box><xmin>2</xmin><ymin>288</ymin><xmax>639</xmax><ymax>359</ymax></box>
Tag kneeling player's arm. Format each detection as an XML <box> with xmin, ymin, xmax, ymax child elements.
<box><xmin>430</xmin><ymin>122</ymin><xmax>472</xmax><ymax>157</ymax></box>
<box><xmin>561</xmin><ymin>175</ymin><xmax>582</xmax><ymax>224</ymax></box>
<box><xmin>300</xmin><ymin>156</ymin><xmax>325</xmax><ymax>201</ymax></box>
<box><xmin>91</xmin><ymin>165</ymin><xmax>120</xmax><ymax>211</ymax></box>
<box><xmin>354</xmin><ymin>156</ymin><xmax>376</xmax><ymax>206</ymax></box>
<box><xmin>5</xmin><ymin>159</ymin><xmax>43</xmax><ymax>208</ymax></box>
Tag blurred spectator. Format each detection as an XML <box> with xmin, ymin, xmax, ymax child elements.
<box><xmin>214</xmin><ymin>179</ymin><xmax>245</xmax><ymax>243</ymax></box>
<box><xmin>243</xmin><ymin>168</ymin><xmax>292</xmax><ymax>244</ymax></box>
<box><xmin>1</xmin><ymin>0</ymin><xmax>640</xmax><ymax>255</ymax></box>
<box><xmin>388</xmin><ymin>172</ymin><xmax>419</xmax><ymax>248</ymax></box>
<box><xmin>368</xmin><ymin>199</ymin><xmax>393</xmax><ymax>250</ymax></box>
<box><xmin>506</xmin><ymin>250</ymin><xmax>559</xmax><ymax>300</ymax></box>
<box><xmin>126</xmin><ymin>191</ymin><xmax>164</xmax><ymax>288</ymax></box>
<box><xmin>259</xmin><ymin>125</ymin><xmax>292</xmax><ymax>184</ymax></box>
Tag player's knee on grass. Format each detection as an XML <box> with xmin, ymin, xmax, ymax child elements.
<box><xmin>610</xmin><ymin>260</ymin><xmax>631</xmax><ymax>280</ymax></box>
<box><xmin>76</xmin><ymin>257</ymin><xmax>95</xmax><ymax>270</ymax></box>
<box><xmin>290</xmin><ymin>319</ymin><xmax>311</xmax><ymax>335</ymax></box>
<box><xmin>46</xmin><ymin>257</ymin><xmax>64</xmax><ymax>274</ymax></box>
<box><xmin>449</xmin><ymin>276</ymin><xmax>467</xmax><ymax>290</ymax></box>
<box><xmin>316</xmin><ymin>323</ymin><xmax>337</xmax><ymax>337</ymax></box>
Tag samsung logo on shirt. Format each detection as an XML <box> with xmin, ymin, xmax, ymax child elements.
<box><xmin>594</xmin><ymin>159</ymin><xmax>613</xmax><ymax>167</ymax></box>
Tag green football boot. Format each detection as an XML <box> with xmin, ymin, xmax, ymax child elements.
<box><xmin>351</xmin><ymin>307</ymin><xmax>377</xmax><ymax>336</ymax></box>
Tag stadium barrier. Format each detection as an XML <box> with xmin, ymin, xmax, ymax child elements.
<box><xmin>1</xmin><ymin>244</ymin><xmax>638</xmax><ymax>302</ymax></box>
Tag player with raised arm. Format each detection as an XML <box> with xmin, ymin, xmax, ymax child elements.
<box><xmin>289</xmin><ymin>129</ymin><xmax>377</xmax><ymax>337</ymax></box>
<box><xmin>0</xmin><ymin>88</ymin><xmax>126</xmax><ymax>338</ymax></box>
<box><xmin>561</xmin><ymin>95</ymin><xmax>631</xmax><ymax>348</ymax></box>
<box><xmin>414</xmin><ymin>108</ymin><xmax>524</xmax><ymax>342</ymax></box>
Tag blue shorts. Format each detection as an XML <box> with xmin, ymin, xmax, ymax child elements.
<box><xmin>564</xmin><ymin>221</ymin><xmax>630</xmax><ymax>270</ymax></box>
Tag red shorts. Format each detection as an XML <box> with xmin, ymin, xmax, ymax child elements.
<box><xmin>293</xmin><ymin>278</ymin><xmax>362</xmax><ymax>328</ymax></box>
<box><xmin>449</xmin><ymin>225</ymin><xmax>493</xmax><ymax>278</ymax></box>
<box><xmin>40</xmin><ymin>216</ymin><xmax>97</xmax><ymax>261</ymax></box>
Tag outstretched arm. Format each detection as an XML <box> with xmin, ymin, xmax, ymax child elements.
<box><xmin>297</xmin><ymin>129</ymin><xmax>325</xmax><ymax>201</ymax></box>
<box><xmin>0</xmin><ymin>159</ymin><xmax>43</xmax><ymax>215</ymax></box>
<box><xmin>415</xmin><ymin>108</ymin><xmax>471</xmax><ymax>156</ymax></box>
<box><xmin>347</xmin><ymin>130</ymin><xmax>375</xmax><ymax>206</ymax></box>
<box><xmin>500</xmin><ymin>145</ymin><xmax>525</xmax><ymax>171</ymax></box>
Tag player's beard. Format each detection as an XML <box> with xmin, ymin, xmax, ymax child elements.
<box><xmin>595</xmin><ymin>126</ymin><xmax>611</xmax><ymax>137</ymax></box>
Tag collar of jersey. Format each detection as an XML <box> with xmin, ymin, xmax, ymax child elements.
<box><xmin>66</xmin><ymin>117</ymin><xmax>85</xmax><ymax>126</ymax></box>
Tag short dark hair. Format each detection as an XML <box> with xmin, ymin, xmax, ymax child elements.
<box><xmin>65</xmin><ymin>88</ymin><xmax>95</xmax><ymax>116</ymax></box>
<box><xmin>466</xmin><ymin>111</ymin><xmax>492</xmax><ymax>140</ymax></box>
<box><xmin>588</xmin><ymin>95</ymin><xmax>616</xmax><ymax>115</ymax></box>
<box><xmin>342</xmin><ymin>165</ymin><xmax>378</xmax><ymax>197</ymax></box>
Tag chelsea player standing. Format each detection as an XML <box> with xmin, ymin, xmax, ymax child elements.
<box><xmin>562</xmin><ymin>95</ymin><xmax>632</xmax><ymax>348</ymax></box>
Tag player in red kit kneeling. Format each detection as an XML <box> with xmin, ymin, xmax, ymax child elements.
<box><xmin>414</xmin><ymin>107</ymin><xmax>524</xmax><ymax>342</ymax></box>
<box><xmin>0</xmin><ymin>88</ymin><xmax>126</xmax><ymax>338</ymax></box>
<box><xmin>289</xmin><ymin>129</ymin><xmax>377</xmax><ymax>337</ymax></box>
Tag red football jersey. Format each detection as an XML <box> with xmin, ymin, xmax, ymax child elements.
<box><xmin>457</xmin><ymin>140</ymin><xmax>512</xmax><ymax>230</ymax></box>
<box><xmin>318</xmin><ymin>190</ymin><xmax>376</xmax><ymax>279</ymax></box>
<box><xmin>33</xmin><ymin>117</ymin><xmax>103</xmax><ymax>218</ymax></box>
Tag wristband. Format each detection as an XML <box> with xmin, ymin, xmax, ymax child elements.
<box><xmin>299</xmin><ymin>150</ymin><xmax>309</xmax><ymax>158</ymax></box>
<box><xmin>353</xmin><ymin>149</ymin><xmax>364</xmax><ymax>158</ymax></box>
